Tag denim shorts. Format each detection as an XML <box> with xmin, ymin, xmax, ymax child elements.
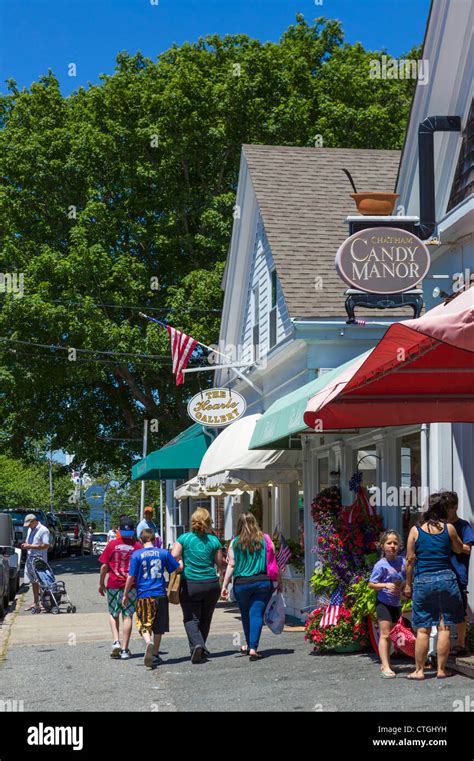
<box><xmin>412</xmin><ymin>569</ymin><xmax>464</xmax><ymax>629</ymax></box>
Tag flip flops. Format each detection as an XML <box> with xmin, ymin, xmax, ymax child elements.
<box><xmin>380</xmin><ymin>670</ymin><xmax>396</xmax><ymax>678</ymax></box>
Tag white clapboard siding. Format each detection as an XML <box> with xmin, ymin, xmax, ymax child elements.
<box><xmin>239</xmin><ymin>216</ymin><xmax>292</xmax><ymax>362</ymax></box>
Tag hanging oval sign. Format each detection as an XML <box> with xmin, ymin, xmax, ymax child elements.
<box><xmin>187</xmin><ymin>387</ymin><xmax>247</xmax><ymax>427</ymax></box>
<box><xmin>335</xmin><ymin>226</ymin><xmax>430</xmax><ymax>294</ymax></box>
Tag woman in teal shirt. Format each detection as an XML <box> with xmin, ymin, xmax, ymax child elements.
<box><xmin>172</xmin><ymin>508</ymin><xmax>224</xmax><ymax>663</ymax></box>
<box><xmin>221</xmin><ymin>512</ymin><xmax>276</xmax><ymax>660</ymax></box>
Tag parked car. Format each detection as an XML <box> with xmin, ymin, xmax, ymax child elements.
<box><xmin>56</xmin><ymin>511</ymin><xmax>93</xmax><ymax>555</ymax></box>
<box><xmin>0</xmin><ymin>514</ymin><xmax>21</xmax><ymax>604</ymax></box>
<box><xmin>92</xmin><ymin>532</ymin><xmax>107</xmax><ymax>556</ymax></box>
<box><xmin>46</xmin><ymin>513</ymin><xmax>70</xmax><ymax>557</ymax></box>
<box><xmin>0</xmin><ymin>551</ymin><xmax>9</xmax><ymax>619</ymax></box>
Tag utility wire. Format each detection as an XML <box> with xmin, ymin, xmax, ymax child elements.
<box><xmin>0</xmin><ymin>349</ymin><xmax>174</xmax><ymax>367</ymax></box>
<box><xmin>0</xmin><ymin>336</ymin><xmax>172</xmax><ymax>360</ymax></box>
<box><xmin>3</xmin><ymin>294</ymin><xmax>222</xmax><ymax>314</ymax></box>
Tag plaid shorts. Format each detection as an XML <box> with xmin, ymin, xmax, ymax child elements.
<box><xmin>107</xmin><ymin>588</ymin><xmax>137</xmax><ymax>618</ymax></box>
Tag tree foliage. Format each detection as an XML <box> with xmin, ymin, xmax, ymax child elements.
<box><xmin>0</xmin><ymin>454</ymin><xmax>72</xmax><ymax>511</ymax></box>
<box><xmin>0</xmin><ymin>15</ymin><xmax>419</xmax><ymax>471</ymax></box>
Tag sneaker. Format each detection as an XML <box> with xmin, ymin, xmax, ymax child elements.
<box><xmin>111</xmin><ymin>641</ymin><xmax>121</xmax><ymax>659</ymax></box>
<box><xmin>120</xmin><ymin>648</ymin><xmax>131</xmax><ymax>660</ymax></box>
<box><xmin>144</xmin><ymin>642</ymin><xmax>154</xmax><ymax>669</ymax></box>
<box><xmin>191</xmin><ymin>645</ymin><xmax>204</xmax><ymax>664</ymax></box>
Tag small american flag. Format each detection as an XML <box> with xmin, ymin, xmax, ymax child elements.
<box><xmin>141</xmin><ymin>315</ymin><xmax>198</xmax><ymax>385</ymax></box>
<box><xmin>276</xmin><ymin>533</ymin><xmax>292</xmax><ymax>570</ymax></box>
<box><xmin>320</xmin><ymin>588</ymin><xmax>344</xmax><ymax>627</ymax></box>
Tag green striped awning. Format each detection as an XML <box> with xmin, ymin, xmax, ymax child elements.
<box><xmin>132</xmin><ymin>424</ymin><xmax>213</xmax><ymax>481</ymax></box>
<box><xmin>248</xmin><ymin>356</ymin><xmax>361</xmax><ymax>450</ymax></box>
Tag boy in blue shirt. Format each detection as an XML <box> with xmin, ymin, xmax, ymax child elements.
<box><xmin>123</xmin><ymin>528</ymin><xmax>181</xmax><ymax>669</ymax></box>
<box><xmin>447</xmin><ymin>492</ymin><xmax>474</xmax><ymax>656</ymax></box>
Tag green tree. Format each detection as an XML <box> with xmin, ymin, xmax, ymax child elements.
<box><xmin>0</xmin><ymin>15</ymin><xmax>419</xmax><ymax>471</ymax></box>
<box><xmin>0</xmin><ymin>454</ymin><xmax>73</xmax><ymax>511</ymax></box>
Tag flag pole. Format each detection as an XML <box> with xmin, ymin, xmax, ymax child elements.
<box><xmin>139</xmin><ymin>312</ymin><xmax>231</xmax><ymax>361</ymax></box>
<box><xmin>139</xmin><ymin>312</ymin><xmax>261</xmax><ymax>393</ymax></box>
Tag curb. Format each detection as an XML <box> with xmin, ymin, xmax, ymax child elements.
<box><xmin>448</xmin><ymin>655</ymin><xmax>474</xmax><ymax>679</ymax></box>
<box><xmin>0</xmin><ymin>590</ymin><xmax>27</xmax><ymax>664</ymax></box>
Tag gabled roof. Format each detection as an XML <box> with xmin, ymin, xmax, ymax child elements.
<box><xmin>242</xmin><ymin>145</ymin><xmax>402</xmax><ymax>318</ymax></box>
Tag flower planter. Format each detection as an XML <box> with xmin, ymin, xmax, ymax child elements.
<box><xmin>350</xmin><ymin>192</ymin><xmax>399</xmax><ymax>216</ymax></box>
<box><xmin>282</xmin><ymin>564</ymin><xmax>304</xmax><ymax>580</ymax></box>
<box><xmin>333</xmin><ymin>642</ymin><xmax>363</xmax><ymax>653</ymax></box>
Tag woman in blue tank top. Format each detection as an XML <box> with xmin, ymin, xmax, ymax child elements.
<box><xmin>404</xmin><ymin>492</ymin><xmax>464</xmax><ymax>680</ymax></box>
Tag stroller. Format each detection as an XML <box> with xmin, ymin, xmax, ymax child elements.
<box><xmin>29</xmin><ymin>556</ymin><xmax>76</xmax><ymax>614</ymax></box>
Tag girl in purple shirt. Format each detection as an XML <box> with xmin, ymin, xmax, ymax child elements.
<box><xmin>369</xmin><ymin>530</ymin><xmax>406</xmax><ymax>678</ymax></box>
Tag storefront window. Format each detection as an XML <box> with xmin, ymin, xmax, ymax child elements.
<box><xmin>354</xmin><ymin>447</ymin><xmax>378</xmax><ymax>490</ymax></box>
<box><xmin>398</xmin><ymin>431</ymin><xmax>422</xmax><ymax>539</ymax></box>
<box><xmin>317</xmin><ymin>456</ymin><xmax>329</xmax><ymax>491</ymax></box>
<box><xmin>399</xmin><ymin>433</ymin><xmax>421</xmax><ymax>507</ymax></box>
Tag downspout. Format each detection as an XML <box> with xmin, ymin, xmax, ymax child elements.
<box><xmin>302</xmin><ymin>436</ymin><xmax>314</xmax><ymax>611</ymax></box>
<box><xmin>418</xmin><ymin>115</ymin><xmax>461</xmax><ymax>240</ymax></box>
<box><xmin>420</xmin><ymin>423</ymin><xmax>429</xmax><ymax>507</ymax></box>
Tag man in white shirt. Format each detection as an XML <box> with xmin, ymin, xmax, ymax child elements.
<box><xmin>21</xmin><ymin>514</ymin><xmax>50</xmax><ymax>612</ymax></box>
<box><xmin>107</xmin><ymin>526</ymin><xmax>117</xmax><ymax>542</ymax></box>
<box><xmin>136</xmin><ymin>507</ymin><xmax>162</xmax><ymax>548</ymax></box>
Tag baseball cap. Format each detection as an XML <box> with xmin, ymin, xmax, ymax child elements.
<box><xmin>119</xmin><ymin>516</ymin><xmax>135</xmax><ymax>538</ymax></box>
<box><xmin>144</xmin><ymin>506</ymin><xmax>153</xmax><ymax>514</ymax></box>
<box><xmin>23</xmin><ymin>513</ymin><xmax>37</xmax><ymax>526</ymax></box>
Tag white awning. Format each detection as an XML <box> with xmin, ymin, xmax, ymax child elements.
<box><xmin>174</xmin><ymin>476</ymin><xmax>245</xmax><ymax>501</ymax></box>
<box><xmin>197</xmin><ymin>414</ymin><xmax>301</xmax><ymax>492</ymax></box>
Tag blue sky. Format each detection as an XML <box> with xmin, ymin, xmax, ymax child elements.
<box><xmin>0</xmin><ymin>0</ymin><xmax>431</xmax><ymax>96</ymax></box>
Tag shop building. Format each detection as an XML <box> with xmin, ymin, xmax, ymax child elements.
<box><xmin>132</xmin><ymin>0</ymin><xmax>473</xmax><ymax>620</ymax></box>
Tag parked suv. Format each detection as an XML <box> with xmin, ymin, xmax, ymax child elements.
<box><xmin>57</xmin><ymin>511</ymin><xmax>92</xmax><ymax>555</ymax></box>
<box><xmin>0</xmin><ymin>508</ymin><xmax>69</xmax><ymax>560</ymax></box>
<box><xmin>0</xmin><ymin>509</ymin><xmax>55</xmax><ymax>560</ymax></box>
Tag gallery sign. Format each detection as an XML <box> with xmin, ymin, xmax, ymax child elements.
<box><xmin>187</xmin><ymin>388</ymin><xmax>247</xmax><ymax>427</ymax></box>
<box><xmin>335</xmin><ymin>226</ymin><xmax>430</xmax><ymax>294</ymax></box>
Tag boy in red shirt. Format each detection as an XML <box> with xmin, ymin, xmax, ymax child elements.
<box><xmin>98</xmin><ymin>516</ymin><xmax>141</xmax><ymax>659</ymax></box>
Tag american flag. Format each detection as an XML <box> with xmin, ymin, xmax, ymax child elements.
<box><xmin>320</xmin><ymin>588</ymin><xmax>344</xmax><ymax>627</ymax></box>
<box><xmin>275</xmin><ymin>533</ymin><xmax>292</xmax><ymax>570</ymax></box>
<box><xmin>140</xmin><ymin>315</ymin><xmax>197</xmax><ymax>385</ymax></box>
<box><xmin>166</xmin><ymin>325</ymin><xmax>198</xmax><ymax>385</ymax></box>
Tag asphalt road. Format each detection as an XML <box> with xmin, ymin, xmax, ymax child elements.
<box><xmin>0</xmin><ymin>556</ymin><xmax>472</xmax><ymax>713</ymax></box>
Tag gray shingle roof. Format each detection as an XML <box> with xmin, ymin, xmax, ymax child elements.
<box><xmin>242</xmin><ymin>144</ymin><xmax>408</xmax><ymax>318</ymax></box>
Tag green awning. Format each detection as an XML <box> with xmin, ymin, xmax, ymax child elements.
<box><xmin>132</xmin><ymin>424</ymin><xmax>213</xmax><ymax>481</ymax></box>
<box><xmin>248</xmin><ymin>356</ymin><xmax>361</xmax><ymax>450</ymax></box>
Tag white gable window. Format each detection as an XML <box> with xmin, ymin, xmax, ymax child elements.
<box><xmin>252</xmin><ymin>285</ymin><xmax>260</xmax><ymax>360</ymax></box>
<box><xmin>269</xmin><ymin>269</ymin><xmax>277</xmax><ymax>349</ymax></box>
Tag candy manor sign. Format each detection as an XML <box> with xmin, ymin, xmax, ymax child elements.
<box><xmin>335</xmin><ymin>226</ymin><xmax>430</xmax><ymax>294</ymax></box>
<box><xmin>187</xmin><ymin>388</ymin><xmax>247</xmax><ymax>427</ymax></box>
